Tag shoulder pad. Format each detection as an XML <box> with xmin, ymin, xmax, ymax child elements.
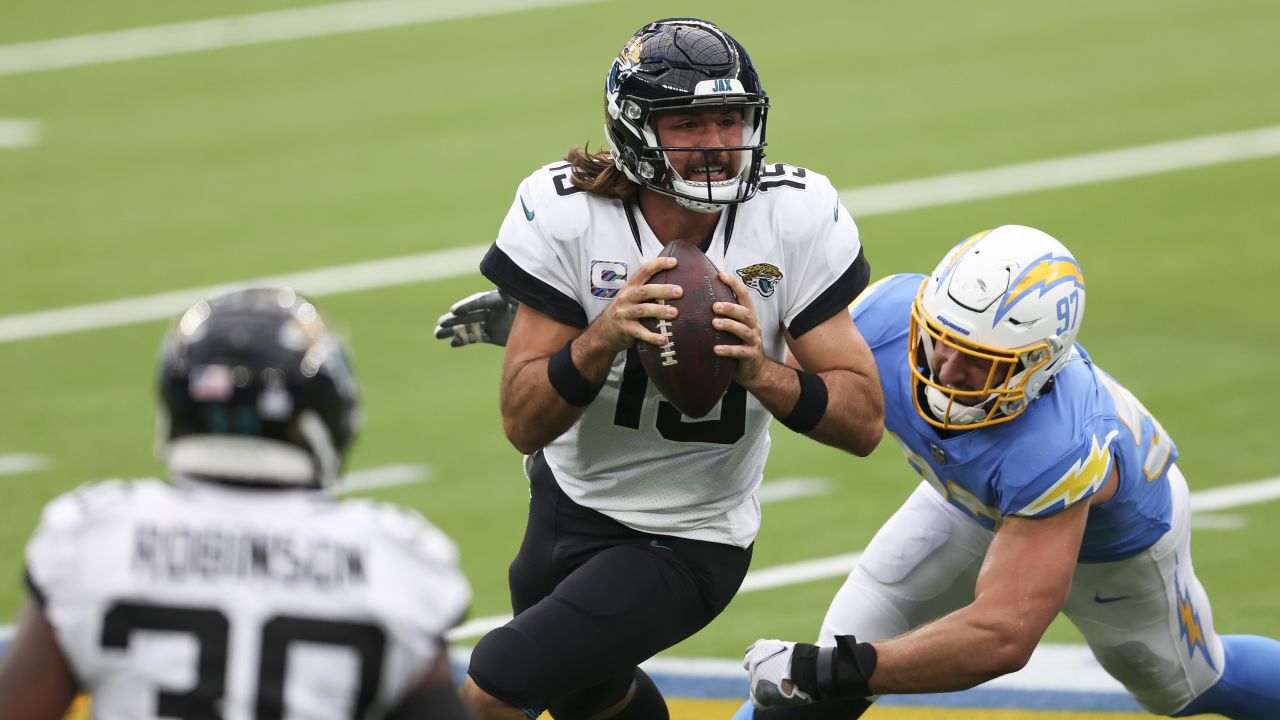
<box><xmin>515</xmin><ymin>162</ymin><xmax>598</xmax><ymax>236</ymax></box>
<box><xmin>344</xmin><ymin>498</ymin><xmax>462</xmax><ymax>568</ymax></box>
<box><xmin>40</xmin><ymin>478</ymin><xmax>161</xmax><ymax>530</ymax></box>
<box><xmin>755</xmin><ymin>165</ymin><xmax>842</xmax><ymax>236</ymax></box>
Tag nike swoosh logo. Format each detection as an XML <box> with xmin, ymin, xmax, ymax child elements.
<box><xmin>1093</xmin><ymin>593</ymin><xmax>1130</xmax><ymax>604</ymax></box>
<box><xmin>520</xmin><ymin>196</ymin><xmax>534</xmax><ymax>221</ymax></box>
<box><xmin>649</xmin><ymin>539</ymin><xmax>673</xmax><ymax>551</ymax></box>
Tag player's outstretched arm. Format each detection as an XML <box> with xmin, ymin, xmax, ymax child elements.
<box><xmin>0</xmin><ymin>600</ymin><xmax>78</xmax><ymax>720</ymax></box>
<box><xmin>865</xmin><ymin>499</ymin><xmax>1090</xmax><ymax>693</ymax></box>
<box><xmin>435</xmin><ymin>290</ymin><xmax>518</xmax><ymax>347</ymax></box>
<box><xmin>499</xmin><ymin>255</ymin><xmax>682</xmax><ymax>454</ymax></box>
<box><xmin>714</xmin><ymin>271</ymin><xmax>883</xmax><ymax>456</ymax></box>
<box><xmin>746</xmin><ymin>498</ymin><xmax>1090</xmax><ymax>706</ymax></box>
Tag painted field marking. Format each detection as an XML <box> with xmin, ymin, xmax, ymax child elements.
<box><xmin>0</xmin><ymin>245</ymin><xmax>485</xmax><ymax>343</ymax></box>
<box><xmin>1189</xmin><ymin>474</ymin><xmax>1280</xmax><ymax>512</ymax></box>
<box><xmin>0</xmin><ymin>453</ymin><xmax>49</xmax><ymax>475</ymax></box>
<box><xmin>839</xmin><ymin>124</ymin><xmax>1280</xmax><ymax>216</ymax></box>
<box><xmin>756</xmin><ymin>477</ymin><xmax>832</xmax><ymax>504</ymax></box>
<box><xmin>0</xmin><ymin>119</ymin><xmax>40</xmax><ymax>148</ymax></box>
<box><xmin>0</xmin><ymin>0</ymin><xmax>606</xmax><ymax>78</ymax></box>
<box><xmin>4</xmin><ymin>124</ymin><xmax>1280</xmax><ymax>345</ymax></box>
<box><xmin>1190</xmin><ymin>512</ymin><xmax>1247</xmax><ymax>530</ymax></box>
<box><xmin>335</xmin><ymin>463</ymin><xmax>431</xmax><ymax>494</ymax></box>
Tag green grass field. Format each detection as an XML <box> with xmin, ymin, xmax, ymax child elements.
<box><xmin>3</xmin><ymin>0</ymin><xmax>1279</xmax><ymax>672</ymax></box>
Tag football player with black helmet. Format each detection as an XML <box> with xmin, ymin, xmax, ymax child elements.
<box><xmin>458</xmin><ymin>16</ymin><xmax>883</xmax><ymax>720</ymax></box>
<box><xmin>0</xmin><ymin>288</ymin><xmax>473</xmax><ymax>720</ymax></box>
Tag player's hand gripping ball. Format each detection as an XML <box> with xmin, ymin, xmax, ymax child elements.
<box><xmin>636</xmin><ymin>240</ymin><xmax>742</xmax><ymax>418</ymax></box>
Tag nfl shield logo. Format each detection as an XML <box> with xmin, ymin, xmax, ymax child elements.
<box><xmin>929</xmin><ymin>443</ymin><xmax>947</xmax><ymax>465</ymax></box>
<box><xmin>591</xmin><ymin>260</ymin><xmax>628</xmax><ymax>299</ymax></box>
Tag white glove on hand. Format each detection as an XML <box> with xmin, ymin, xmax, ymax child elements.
<box><xmin>743</xmin><ymin>639</ymin><xmax>812</xmax><ymax>709</ymax></box>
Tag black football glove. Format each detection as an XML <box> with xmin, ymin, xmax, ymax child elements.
<box><xmin>434</xmin><ymin>289</ymin><xmax>518</xmax><ymax>347</ymax></box>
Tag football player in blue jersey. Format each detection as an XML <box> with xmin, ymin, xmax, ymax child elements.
<box><xmin>734</xmin><ymin>225</ymin><xmax>1280</xmax><ymax>719</ymax></box>
<box><xmin>437</xmin><ymin>225</ymin><xmax>1280</xmax><ymax>719</ymax></box>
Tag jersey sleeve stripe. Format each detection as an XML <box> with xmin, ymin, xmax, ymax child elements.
<box><xmin>787</xmin><ymin>247</ymin><xmax>870</xmax><ymax>338</ymax></box>
<box><xmin>479</xmin><ymin>245</ymin><xmax>587</xmax><ymax>328</ymax></box>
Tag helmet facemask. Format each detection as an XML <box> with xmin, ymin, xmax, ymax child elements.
<box><xmin>604</xmin><ymin>19</ymin><xmax>769</xmax><ymax>212</ymax></box>
<box><xmin>908</xmin><ymin>225</ymin><xmax>1085</xmax><ymax>431</ymax></box>
<box><xmin>909</xmin><ymin>288</ymin><xmax>1057</xmax><ymax>430</ymax></box>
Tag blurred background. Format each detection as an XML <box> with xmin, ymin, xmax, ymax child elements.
<box><xmin>2</xmin><ymin>0</ymin><xmax>1278</xmax><ymax>667</ymax></box>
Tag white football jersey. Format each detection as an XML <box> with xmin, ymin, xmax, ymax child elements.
<box><xmin>24</xmin><ymin>477</ymin><xmax>471</xmax><ymax>720</ymax></box>
<box><xmin>481</xmin><ymin>161</ymin><xmax>868</xmax><ymax>547</ymax></box>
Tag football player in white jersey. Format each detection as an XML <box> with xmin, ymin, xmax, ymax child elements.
<box><xmin>443</xmin><ymin>17</ymin><xmax>883</xmax><ymax>720</ymax></box>
<box><xmin>0</xmin><ymin>288</ymin><xmax>474</xmax><ymax>720</ymax></box>
<box><xmin>736</xmin><ymin>227</ymin><xmax>1280</xmax><ymax>719</ymax></box>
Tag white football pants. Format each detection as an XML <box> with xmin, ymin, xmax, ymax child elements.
<box><xmin>816</xmin><ymin>465</ymin><xmax>1224</xmax><ymax>715</ymax></box>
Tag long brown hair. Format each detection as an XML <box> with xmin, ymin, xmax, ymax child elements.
<box><xmin>564</xmin><ymin>144</ymin><xmax>640</xmax><ymax>202</ymax></box>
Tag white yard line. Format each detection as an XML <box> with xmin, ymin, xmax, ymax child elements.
<box><xmin>0</xmin><ymin>0</ymin><xmax>605</xmax><ymax>78</ymax></box>
<box><xmin>756</xmin><ymin>477</ymin><xmax>832</xmax><ymax>504</ymax></box>
<box><xmin>335</xmin><ymin>463</ymin><xmax>431</xmax><ymax>494</ymax></box>
<box><xmin>0</xmin><ymin>453</ymin><xmax>49</xmax><ymax>475</ymax></box>
<box><xmin>0</xmin><ymin>245</ymin><xmax>485</xmax><ymax>343</ymax></box>
<box><xmin>839</xmin><ymin>124</ymin><xmax>1280</xmax><ymax>216</ymax></box>
<box><xmin>1189</xmin><ymin>475</ymin><xmax>1280</xmax><ymax>513</ymax></box>
<box><xmin>0</xmin><ymin>119</ymin><xmax>40</xmax><ymax>148</ymax></box>
<box><xmin>4</xmin><ymin>124</ymin><xmax>1280</xmax><ymax>345</ymax></box>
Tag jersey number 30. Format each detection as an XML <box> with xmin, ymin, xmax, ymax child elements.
<box><xmin>101</xmin><ymin>600</ymin><xmax>386</xmax><ymax>719</ymax></box>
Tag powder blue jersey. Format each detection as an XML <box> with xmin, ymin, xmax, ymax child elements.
<box><xmin>852</xmin><ymin>274</ymin><xmax>1176</xmax><ymax>562</ymax></box>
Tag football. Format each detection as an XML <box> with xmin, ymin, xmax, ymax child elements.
<box><xmin>636</xmin><ymin>240</ymin><xmax>741</xmax><ymax>418</ymax></box>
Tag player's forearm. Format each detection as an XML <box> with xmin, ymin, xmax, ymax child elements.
<box><xmin>867</xmin><ymin>606</ymin><xmax>1036</xmax><ymax>694</ymax></box>
<box><xmin>499</xmin><ymin>357</ymin><xmax>586</xmax><ymax>453</ymax></box>
<box><xmin>499</xmin><ymin>331</ymin><xmax>619</xmax><ymax>454</ymax></box>
<box><xmin>807</xmin><ymin>368</ymin><xmax>883</xmax><ymax>456</ymax></box>
<box><xmin>745</xmin><ymin>362</ymin><xmax>883</xmax><ymax>455</ymax></box>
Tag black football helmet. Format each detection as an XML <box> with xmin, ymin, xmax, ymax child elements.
<box><xmin>604</xmin><ymin>18</ymin><xmax>769</xmax><ymax>213</ymax></box>
<box><xmin>157</xmin><ymin>287</ymin><xmax>360</xmax><ymax>490</ymax></box>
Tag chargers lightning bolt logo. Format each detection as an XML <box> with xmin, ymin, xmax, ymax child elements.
<box><xmin>520</xmin><ymin>196</ymin><xmax>534</xmax><ymax>221</ymax></box>
<box><xmin>1175</xmin><ymin>570</ymin><xmax>1217</xmax><ymax>670</ymax></box>
<box><xmin>993</xmin><ymin>253</ymin><xmax>1085</xmax><ymax>326</ymax></box>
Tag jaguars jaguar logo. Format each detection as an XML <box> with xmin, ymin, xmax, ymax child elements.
<box><xmin>736</xmin><ymin>263</ymin><xmax>783</xmax><ymax>298</ymax></box>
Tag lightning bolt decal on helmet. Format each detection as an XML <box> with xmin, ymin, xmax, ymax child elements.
<box><xmin>909</xmin><ymin>225</ymin><xmax>1087</xmax><ymax>429</ymax></box>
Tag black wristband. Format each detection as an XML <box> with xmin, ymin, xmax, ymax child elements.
<box><xmin>547</xmin><ymin>339</ymin><xmax>604</xmax><ymax>407</ymax></box>
<box><xmin>790</xmin><ymin>635</ymin><xmax>878</xmax><ymax>700</ymax></box>
<box><xmin>778</xmin><ymin>368</ymin><xmax>829</xmax><ymax>434</ymax></box>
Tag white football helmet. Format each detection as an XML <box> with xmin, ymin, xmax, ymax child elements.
<box><xmin>910</xmin><ymin>225</ymin><xmax>1086</xmax><ymax>429</ymax></box>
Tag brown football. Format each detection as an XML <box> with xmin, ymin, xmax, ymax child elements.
<box><xmin>636</xmin><ymin>240</ymin><xmax>741</xmax><ymax>418</ymax></box>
